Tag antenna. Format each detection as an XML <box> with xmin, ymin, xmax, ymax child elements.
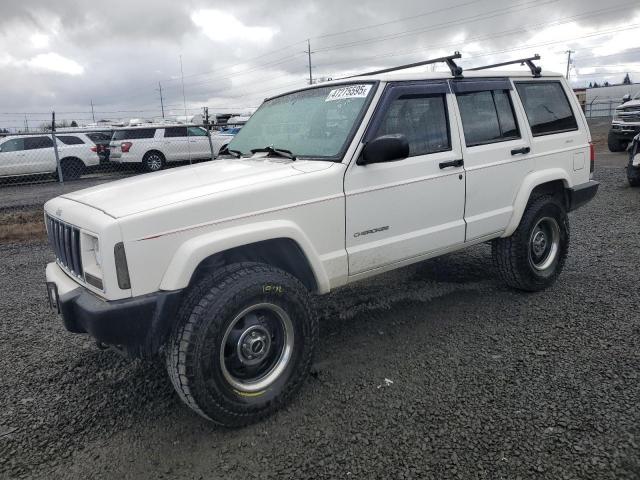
<box><xmin>468</xmin><ymin>54</ymin><xmax>542</xmax><ymax>77</ymax></box>
<box><xmin>338</xmin><ymin>52</ymin><xmax>463</xmax><ymax>79</ymax></box>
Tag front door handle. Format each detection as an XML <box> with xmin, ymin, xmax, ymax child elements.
<box><xmin>511</xmin><ymin>146</ymin><xmax>531</xmax><ymax>155</ymax></box>
<box><xmin>439</xmin><ymin>159</ymin><xmax>464</xmax><ymax>169</ymax></box>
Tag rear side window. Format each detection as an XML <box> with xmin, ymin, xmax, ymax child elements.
<box><xmin>373</xmin><ymin>94</ymin><xmax>450</xmax><ymax>157</ymax></box>
<box><xmin>86</xmin><ymin>132</ymin><xmax>111</xmax><ymax>143</ymax></box>
<box><xmin>456</xmin><ymin>90</ymin><xmax>520</xmax><ymax>147</ymax></box>
<box><xmin>164</xmin><ymin>127</ymin><xmax>188</xmax><ymax>138</ymax></box>
<box><xmin>112</xmin><ymin>129</ymin><xmax>156</xmax><ymax>141</ymax></box>
<box><xmin>514</xmin><ymin>81</ymin><xmax>578</xmax><ymax>136</ymax></box>
<box><xmin>24</xmin><ymin>136</ymin><xmax>54</xmax><ymax>150</ymax></box>
<box><xmin>57</xmin><ymin>135</ymin><xmax>85</xmax><ymax>145</ymax></box>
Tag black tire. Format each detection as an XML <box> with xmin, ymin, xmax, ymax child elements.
<box><xmin>165</xmin><ymin>262</ymin><xmax>317</xmax><ymax>427</ymax></box>
<box><xmin>59</xmin><ymin>157</ymin><xmax>84</xmax><ymax>180</ymax></box>
<box><xmin>607</xmin><ymin>133</ymin><xmax>626</xmax><ymax>152</ymax></box>
<box><xmin>627</xmin><ymin>162</ymin><xmax>640</xmax><ymax>187</ymax></box>
<box><xmin>492</xmin><ymin>195</ymin><xmax>569</xmax><ymax>292</ymax></box>
<box><xmin>142</xmin><ymin>151</ymin><xmax>165</xmax><ymax>172</ymax></box>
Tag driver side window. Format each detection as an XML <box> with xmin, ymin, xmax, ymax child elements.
<box><xmin>373</xmin><ymin>94</ymin><xmax>451</xmax><ymax>157</ymax></box>
<box><xmin>0</xmin><ymin>138</ymin><xmax>24</xmax><ymax>153</ymax></box>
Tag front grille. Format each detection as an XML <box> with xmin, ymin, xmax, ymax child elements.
<box><xmin>46</xmin><ymin>215</ymin><xmax>83</xmax><ymax>278</ymax></box>
<box><xmin>621</xmin><ymin>113</ymin><xmax>640</xmax><ymax>123</ymax></box>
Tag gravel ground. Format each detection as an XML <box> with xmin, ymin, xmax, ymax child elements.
<box><xmin>1</xmin><ymin>142</ymin><xmax>639</xmax><ymax>479</ymax></box>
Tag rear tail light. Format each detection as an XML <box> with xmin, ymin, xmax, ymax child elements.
<box><xmin>121</xmin><ymin>142</ymin><xmax>132</xmax><ymax>153</ymax></box>
<box><xmin>90</xmin><ymin>146</ymin><xmax>97</xmax><ymax>152</ymax></box>
<box><xmin>589</xmin><ymin>142</ymin><xmax>595</xmax><ymax>173</ymax></box>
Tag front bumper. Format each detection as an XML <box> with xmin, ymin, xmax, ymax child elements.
<box><xmin>46</xmin><ymin>262</ymin><xmax>182</xmax><ymax>357</ymax></box>
<box><xmin>567</xmin><ymin>180</ymin><xmax>599</xmax><ymax>212</ymax></box>
<box><xmin>610</xmin><ymin>124</ymin><xmax>640</xmax><ymax>141</ymax></box>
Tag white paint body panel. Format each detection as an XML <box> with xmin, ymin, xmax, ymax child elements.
<box><xmin>43</xmin><ymin>72</ymin><xmax>592</xmax><ymax>303</ymax></box>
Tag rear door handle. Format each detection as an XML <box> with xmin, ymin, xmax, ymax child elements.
<box><xmin>439</xmin><ymin>159</ymin><xmax>464</xmax><ymax>169</ymax></box>
<box><xmin>511</xmin><ymin>146</ymin><xmax>530</xmax><ymax>155</ymax></box>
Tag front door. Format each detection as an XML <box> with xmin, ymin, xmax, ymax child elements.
<box><xmin>344</xmin><ymin>82</ymin><xmax>466</xmax><ymax>276</ymax></box>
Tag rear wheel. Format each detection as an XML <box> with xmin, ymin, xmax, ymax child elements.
<box><xmin>492</xmin><ymin>195</ymin><xmax>569</xmax><ymax>292</ymax></box>
<box><xmin>142</xmin><ymin>151</ymin><xmax>165</xmax><ymax>172</ymax></box>
<box><xmin>59</xmin><ymin>157</ymin><xmax>84</xmax><ymax>180</ymax></box>
<box><xmin>165</xmin><ymin>263</ymin><xmax>317</xmax><ymax>427</ymax></box>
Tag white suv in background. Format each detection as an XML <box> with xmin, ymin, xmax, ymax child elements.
<box><xmin>109</xmin><ymin>125</ymin><xmax>212</xmax><ymax>172</ymax></box>
<box><xmin>0</xmin><ymin>133</ymin><xmax>99</xmax><ymax>180</ymax></box>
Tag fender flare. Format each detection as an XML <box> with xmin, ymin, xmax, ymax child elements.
<box><xmin>502</xmin><ymin>168</ymin><xmax>571</xmax><ymax>237</ymax></box>
<box><xmin>159</xmin><ymin>219</ymin><xmax>331</xmax><ymax>293</ymax></box>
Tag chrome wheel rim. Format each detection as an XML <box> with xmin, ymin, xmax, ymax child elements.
<box><xmin>147</xmin><ymin>155</ymin><xmax>162</xmax><ymax>171</ymax></box>
<box><xmin>220</xmin><ymin>303</ymin><xmax>294</xmax><ymax>393</ymax></box>
<box><xmin>528</xmin><ymin>217</ymin><xmax>560</xmax><ymax>271</ymax></box>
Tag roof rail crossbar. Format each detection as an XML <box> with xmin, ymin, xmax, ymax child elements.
<box><xmin>339</xmin><ymin>52</ymin><xmax>463</xmax><ymax>80</ymax></box>
<box><xmin>468</xmin><ymin>54</ymin><xmax>542</xmax><ymax>77</ymax></box>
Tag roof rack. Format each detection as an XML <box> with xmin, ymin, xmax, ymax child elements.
<box><xmin>339</xmin><ymin>52</ymin><xmax>463</xmax><ymax>80</ymax></box>
<box><xmin>468</xmin><ymin>54</ymin><xmax>542</xmax><ymax>77</ymax></box>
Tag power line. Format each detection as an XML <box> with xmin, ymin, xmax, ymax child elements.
<box><xmin>313</xmin><ymin>0</ymin><xmax>558</xmax><ymax>53</ymax></box>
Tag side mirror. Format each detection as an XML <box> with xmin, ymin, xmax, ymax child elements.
<box><xmin>622</xmin><ymin>94</ymin><xmax>631</xmax><ymax>103</ymax></box>
<box><xmin>358</xmin><ymin>134</ymin><xmax>409</xmax><ymax>166</ymax></box>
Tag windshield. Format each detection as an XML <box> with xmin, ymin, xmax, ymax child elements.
<box><xmin>228</xmin><ymin>83</ymin><xmax>375</xmax><ymax>159</ymax></box>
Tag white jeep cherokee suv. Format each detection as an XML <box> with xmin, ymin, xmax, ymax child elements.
<box><xmin>44</xmin><ymin>55</ymin><xmax>598</xmax><ymax>426</ymax></box>
<box><xmin>0</xmin><ymin>133</ymin><xmax>99</xmax><ymax>179</ymax></box>
<box><xmin>109</xmin><ymin>125</ymin><xmax>212</xmax><ymax>172</ymax></box>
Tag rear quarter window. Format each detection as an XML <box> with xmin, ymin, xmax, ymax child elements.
<box><xmin>57</xmin><ymin>135</ymin><xmax>85</xmax><ymax>145</ymax></box>
<box><xmin>112</xmin><ymin>129</ymin><xmax>156</xmax><ymax>141</ymax></box>
<box><xmin>514</xmin><ymin>81</ymin><xmax>578</xmax><ymax>136</ymax></box>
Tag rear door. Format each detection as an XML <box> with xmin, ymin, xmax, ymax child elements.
<box><xmin>187</xmin><ymin>126</ymin><xmax>211</xmax><ymax>160</ymax></box>
<box><xmin>344</xmin><ymin>81</ymin><xmax>466</xmax><ymax>275</ymax></box>
<box><xmin>23</xmin><ymin>136</ymin><xmax>56</xmax><ymax>173</ymax></box>
<box><xmin>451</xmin><ymin>79</ymin><xmax>532</xmax><ymax>241</ymax></box>
<box><xmin>163</xmin><ymin>127</ymin><xmax>189</xmax><ymax>162</ymax></box>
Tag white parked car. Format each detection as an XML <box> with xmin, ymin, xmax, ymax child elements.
<box><xmin>0</xmin><ymin>133</ymin><xmax>100</xmax><ymax>179</ymax></box>
<box><xmin>44</xmin><ymin>54</ymin><xmax>598</xmax><ymax>426</ymax></box>
<box><xmin>211</xmin><ymin>127</ymin><xmax>241</xmax><ymax>157</ymax></box>
<box><xmin>109</xmin><ymin>125</ymin><xmax>212</xmax><ymax>172</ymax></box>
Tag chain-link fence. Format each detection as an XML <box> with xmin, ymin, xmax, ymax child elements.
<box><xmin>585</xmin><ymin>99</ymin><xmax>620</xmax><ymax>118</ymax></box>
<box><xmin>0</xmin><ymin>116</ymin><xmax>243</xmax><ymax>243</ymax></box>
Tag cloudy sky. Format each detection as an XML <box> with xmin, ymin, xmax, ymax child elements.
<box><xmin>1</xmin><ymin>0</ymin><xmax>639</xmax><ymax>129</ymax></box>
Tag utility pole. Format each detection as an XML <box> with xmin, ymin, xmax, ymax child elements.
<box><xmin>565</xmin><ymin>50</ymin><xmax>574</xmax><ymax>80</ymax></box>
<box><xmin>180</xmin><ymin>56</ymin><xmax>187</xmax><ymax>120</ymax></box>
<box><xmin>157</xmin><ymin>82</ymin><xmax>165</xmax><ymax>119</ymax></box>
<box><xmin>90</xmin><ymin>99</ymin><xmax>95</xmax><ymax>123</ymax></box>
<box><xmin>24</xmin><ymin>115</ymin><xmax>29</xmax><ymax>133</ymax></box>
<box><xmin>307</xmin><ymin>39</ymin><xmax>313</xmax><ymax>85</ymax></box>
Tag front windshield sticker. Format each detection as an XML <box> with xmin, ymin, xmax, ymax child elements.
<box><xmin>325</xmin><ymin>84</ymin><xmax>372</xmax><ymax>102</ymax></box>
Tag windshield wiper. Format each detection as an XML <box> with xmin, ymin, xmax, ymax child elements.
<box><xmin>250</xmin><ymin>146</ymin><xmax>297</xmax><ymax>160</ymax></box>
<box><xmin>219</xmin><ymin>146</ymin><xmax>242</xmax><ymax>158</ymax></box>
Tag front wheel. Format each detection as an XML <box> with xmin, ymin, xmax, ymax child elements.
<box><xmin>492</xmin><ymin>196</ymin><xmax>569</xmax><ymax>292</ymax></box>
<box><xmin>165</xmin><ymin>263</ymin><xmax>317</xmax><ymax>427</ymax></box>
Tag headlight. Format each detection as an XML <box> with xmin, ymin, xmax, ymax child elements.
<box><xmin>90</xmin><ymin>235</ymin><xmax>102</xmax><ymax>269</ymax></box>
<box><xmin>82</xmin><ymin>233</ymin><xmax>104</xmax><ymax>290</ymax></box>
<box><xmin>613</xmin><ymin>111</ymin><xmax>622</xmax><ymax>122</ymax></box>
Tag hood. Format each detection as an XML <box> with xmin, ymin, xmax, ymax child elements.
<box><xmin>617</xmin><ymin>99</ymin><xmax>640</xmax><ymax>110</ymax></box>
<box><xmin>62</xmin><ymin>157</ymin><xmax>329</xmax><ymax>218</ymax></box>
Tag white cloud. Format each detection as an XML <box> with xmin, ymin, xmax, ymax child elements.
<box><xmin>30</xmin><ymin>33</ymin><xmax>50</xmax><ymax>49</ymax></box>
<box><xmin>28</xmin><ymin>53</ymin><xmax>84</xmax><ymax>75</ymax></box>
<box><xmin>0</xmin><ymin>52</ymin><xmax>84</xmax><ymax>76</ymax></box>
<box><xmin>191</xmin><ymin>9</ymin><xmax>277</xmax><ymax>43</ymax></box>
